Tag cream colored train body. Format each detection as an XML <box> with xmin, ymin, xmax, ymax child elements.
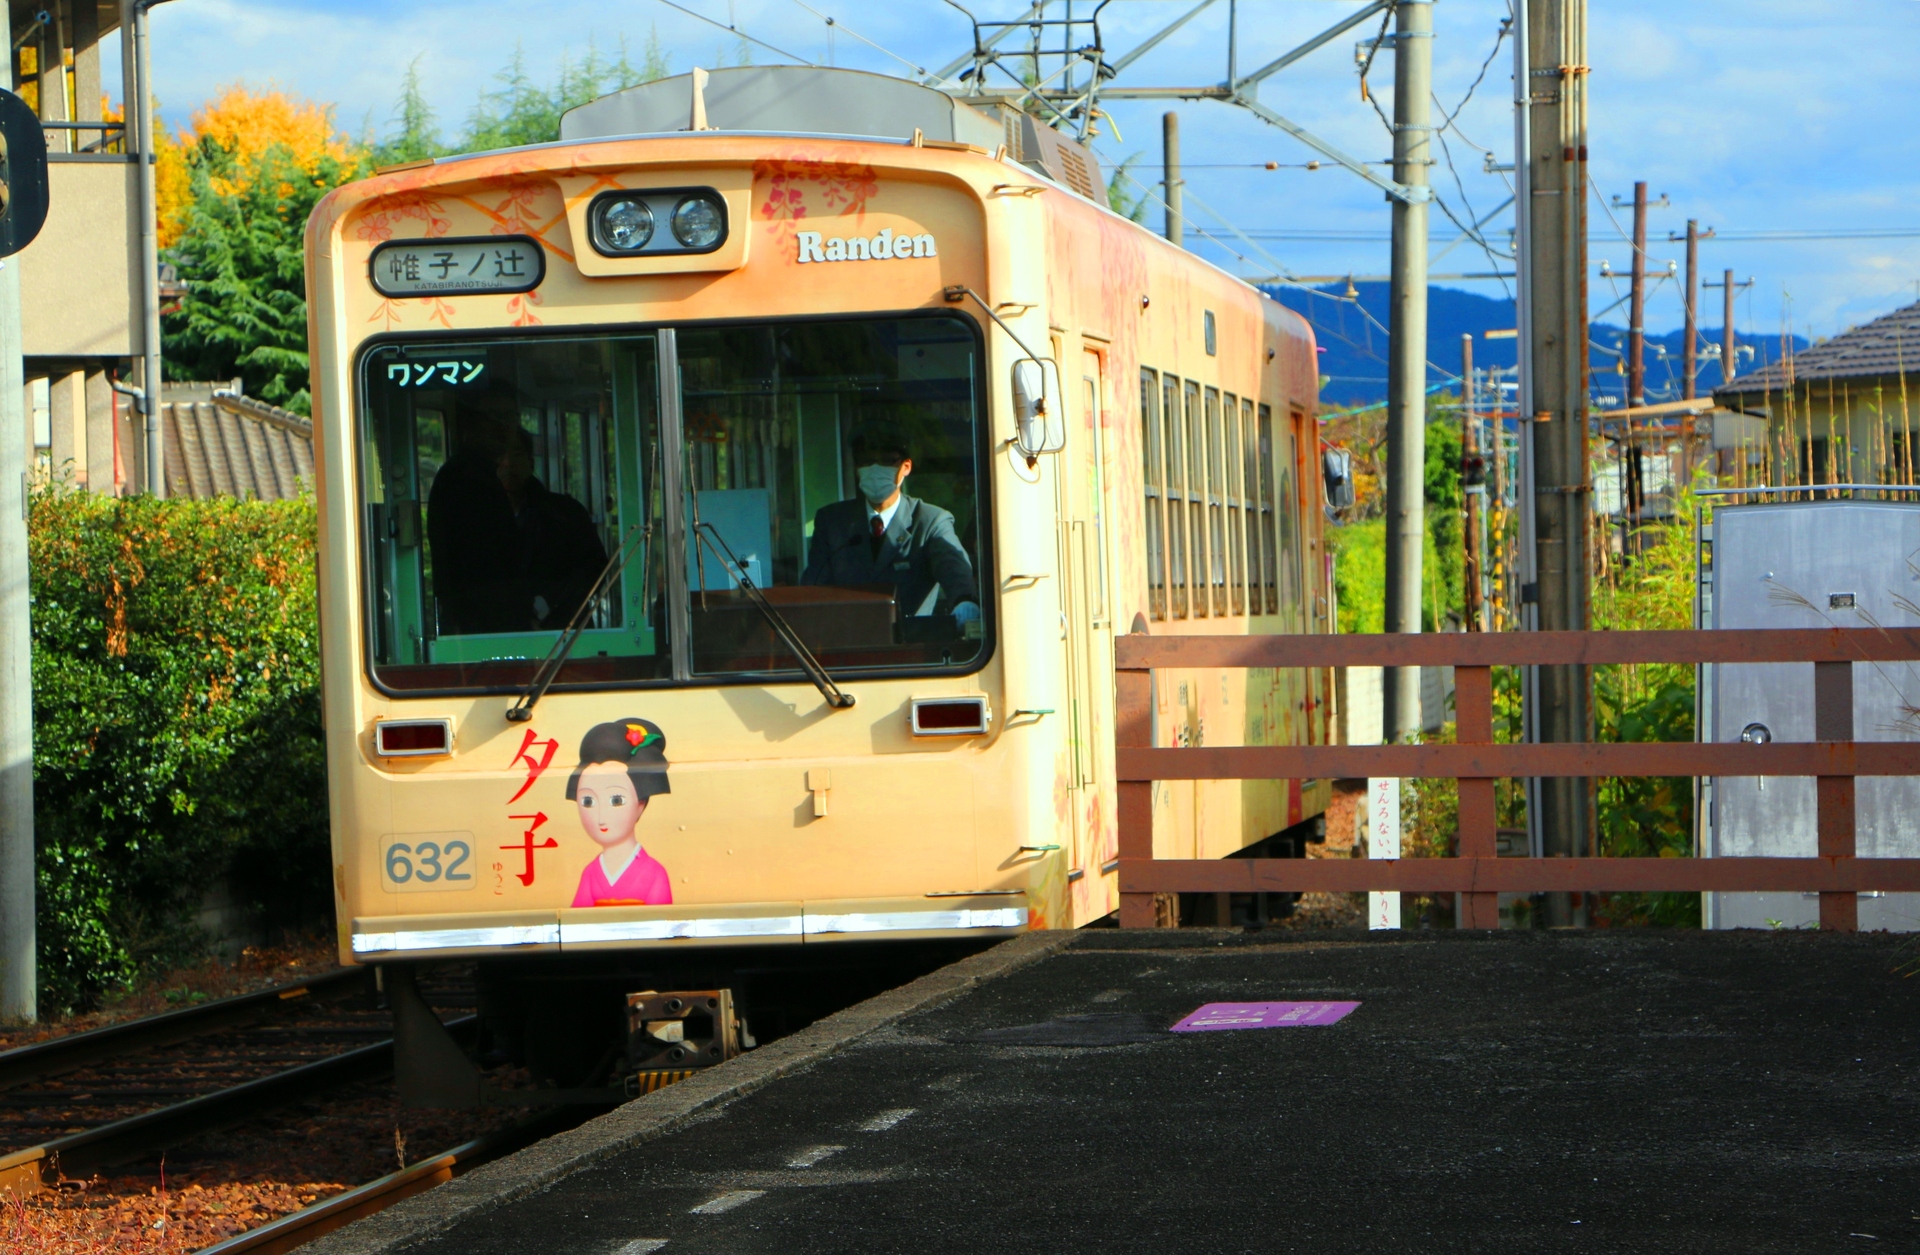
<box><xmin>307</xmin><ymin>68</ymin><xmax>1332</xmax><ymax>979</ymax></box>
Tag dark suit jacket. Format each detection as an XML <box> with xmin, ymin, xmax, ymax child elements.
<box><xmin>801</xmin><ymin>493</ymin><xmax>978</xmax><ymax>614</ymax></box>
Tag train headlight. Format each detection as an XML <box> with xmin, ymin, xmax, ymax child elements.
<box><xmin>593</xmin><ymin>196</ymin><xmax>655</xmax><ymax>254</ymax></box>
<box><xmin>671</xmin><ymin>195</ymin><xmax>725</xmax><ymax>250</ymax></box>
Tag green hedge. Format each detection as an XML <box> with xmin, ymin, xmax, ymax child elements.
<box><xmin>29</xmin><ymin>487</ymin><xmax>328</xmax><ymax>1012</ymax></box>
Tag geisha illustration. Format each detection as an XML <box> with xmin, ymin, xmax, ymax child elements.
<box><xmin>567</xmin><ymin>718</ymin><xmax>673</xmax><ymax>907</ymax></box>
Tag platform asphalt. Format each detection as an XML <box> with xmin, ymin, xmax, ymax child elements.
<box><xmin>311</xmin><ymin>929</ymin><xmax>1920</xmax><ymax>1254</ymax></box>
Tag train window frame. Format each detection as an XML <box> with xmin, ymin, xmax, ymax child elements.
<box><xmin>1240</xmin><ymin>397</ymin><xmax>1262</xmax><ymax>614</ymax></box>
<box><xmin>1222</xmin><ymin>391</ymin><xmax>1245</xmax><ymax>617</ymax></box>
<box><xmin>350</xmin><ymin>309</ymin><xmax>996</xmax><ymax>701</ymax></box>
<box><xmin>1183</xmin><ymin>380</ymin><xmax>1207</xmax><ymax>618</ymax></box>
<box><xmin>1257</xmin><ymin>403</ymin><xmax>1279</xmax><ymax>615</ymax></box>
<box><xmin>1162</xmin><ymin>373</ymin><xmax>1188</xmax><ymax>619</ymax></box>
<box><xmin>1140</xmin><ymin>368</ymin><xmax>1167</xmax><ymax>621</ymax></box>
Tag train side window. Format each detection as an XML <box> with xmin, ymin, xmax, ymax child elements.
<box><xmin>1280</xmin><ymin>412</ymin><xmax>1304</xmax><ymax>629</ymax></box>
<box><xmin>1162</xmin><ymin>374</ymin><xmax>1187</xmax><ymax>618</ymax></box>
<box><xmin>1183</xmin><ymin>380</ymin><xmax>1207</xmax><ymax>618</ymax></box>
<box><xmin>1140</xmin><ymin>368</ymin><xmax>1166</xmax><ymax>621</ymax></box>
<box><xmin>1257</xmin><ymin>404</ymin><xmax>1279</xmax><ymax>614</ymax></box>
<box><xmin>1223</xmin><ymin>392</ymin><xmax>1245</xmax><ymax>617</ymax></box>
<box><xmin>1204</xmin><ymin>387</ymin><xmax>1227</xmax><ymax>616</ymax></box>
<box><xmin>1241</xmin><ymin>398</ymin><xmax>1261</xmax><ymax>614</ymax></box>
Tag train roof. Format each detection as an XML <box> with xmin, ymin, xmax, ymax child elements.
<box><xmin>559</xmin><ymin>66</ymin><xmax>1107</xmax><ymax>201</ymax></box>
<box><xmin>561</xmin><ymin>66</ymin><xmax>1007</xmax><ymax>150</ymax></box>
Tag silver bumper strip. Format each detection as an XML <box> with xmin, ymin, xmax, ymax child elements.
<box><xmin>353</xmin><ymin>906</ymin><xmax>1027</xmax><ymax>955</ymax></box>
<box><xmin>802</xmin><ymin>907</ymin><xmax>1029</xmax><ymax>934</ymax></box>
<box><xmin>560</xmin><ymin>915</ymin><xmax>804</xmax><ymax>944</ymax></box>
<box><xmin>352</xmin><ymin>924</ymin><xmax>559</xmax><ymax>955</ymax></box>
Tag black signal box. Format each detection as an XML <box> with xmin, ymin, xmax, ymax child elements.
<box><xmin>0</xmin><ymin>90</ymin><xmax>48</xmax><ymax>260</ymax></box>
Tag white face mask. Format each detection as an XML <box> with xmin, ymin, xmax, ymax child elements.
<box><xmin>857</xmin><ymin>463</ymin><xmax>902</xmax><ymax>505</ymax></box>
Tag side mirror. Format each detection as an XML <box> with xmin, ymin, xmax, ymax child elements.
<box><xmin>1011</xmin><ymin>358</ymin><xmax>1064</xmax><ymax>458</ymax></box>
<box><xmin>1321</xmin><ymin>447</ymin><xmax>1355</xmax><ymax>510</ymax></box>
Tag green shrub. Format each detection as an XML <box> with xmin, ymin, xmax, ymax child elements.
<box><xmin>29</xmin><ymin>486</ymin><xmax>327</xmax><ymax>1012</ymax></box>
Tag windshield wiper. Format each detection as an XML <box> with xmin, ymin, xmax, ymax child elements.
<box><xmin>506</xmin><ymin>521</ymin><xmax>651</xmax><ymax>723</ymax></box>
<box><xmin>691</xmin><ymin>519</ymin><xmax>855</xmax><ymax>710</ymax></box>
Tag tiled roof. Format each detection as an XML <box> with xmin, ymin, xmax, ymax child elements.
<box><xmin>1713</xmin><ymin>301</ymin><xmax>1920</xmax><ymax>400</ymax></box>
<box><xmin>160</xmin><ymin>396</ymin><xmax>314</xmax><ymax>502</ymax></box>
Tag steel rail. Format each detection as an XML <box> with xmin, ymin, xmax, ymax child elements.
<box><xmin>195</xmin><ymin>1110</ymin><xmax>582</xmax><ymax>1255</ymax></box>
<box><xmin>0</xmin><ymin>1014</ymin><xmax>476</xmax><ymax>1197</ymax></box>
<box><xmin>0</xmin><ymin>968</ymin><xmax>369</xmax><ymax>1091</ymax></box>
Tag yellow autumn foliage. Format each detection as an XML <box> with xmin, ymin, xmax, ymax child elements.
<box><xmin>156</xmin><ymin>84</ymin><xmax>365</xmax><ymax>247</ymax></box>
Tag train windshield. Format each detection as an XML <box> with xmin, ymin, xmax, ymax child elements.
<box><xmin>357</xmin><ymin>314</ymin><xmax>985</xmax><ymax>694</ymax></box>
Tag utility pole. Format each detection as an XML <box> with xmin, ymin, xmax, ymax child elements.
<box><xmin>1519</xmin><ymin>0</ymin><xmax>1592</xmax><ymax>921</ymax></box>
<box><xmin>0</xmin><ymin>0</ymin><xmax>37</xmax><ymax>1023</ymax></box>
<box><xmin>1626</xmin><ymin>181</ymin><xmax>1647</xmax><ymax>408</ymax></box>
<box><xmin>1382</xmin><ymin>0</ymin><xmax>1432</xmax><ymax>742</ymax></box>
<box><xmin>1488</xmin><ymin>355</ymin><xmax>1506</xmax><ymax>630</ymax></box>
<box><xmin>1461</xmin><ymin>335</ymin><xmax>1485</xmax><ymax>632</ymax></box>
<box><xmin>1681</xmin><ymin>220</ymin><xmax>1700</xmax><ymax>399</ymax></box>
<box><xmin>1704</xmin><ymin>268</ymin><xmax>1742</xmax><ymax>386</ymax></box>
<box><xmin>133</xmin><ymin>0</ymin><xmax>167</xmax><ymax>496</ymax></box>
<box><xmin>1161</xmin><ymin>111</ymin><xmax>1182</xmax><ymax>247</ymax></box>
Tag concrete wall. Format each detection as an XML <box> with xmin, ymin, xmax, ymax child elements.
<box><xmin>18</xmin><ymin>160</ymin><xmax>140</xmax><ymax>359</ymax></box>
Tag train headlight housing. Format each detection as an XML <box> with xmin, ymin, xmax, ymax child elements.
<box><xmin>671</xmin><ymin>195</ymin><xmax>726</xmax><ymax>250</ymax></box>
<box><xmin>592</xmin><ymin>196</ymin><xmax>655</xmax><ymax>254</ymax></box>
<box><xmin>586</xmin><ymin>188</ymin><xmax>729</xmax><ymax>259</ymax></box>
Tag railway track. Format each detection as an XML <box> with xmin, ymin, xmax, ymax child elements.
<box><xmin>0</xmin><ymin>965</ymin><xmax>475</xmax><ymax>1197</ymax></box>
<box><xmin>194</xmin><ymin>1109</ymin><xmax>583</xmax><ymax>1255</ymax></box>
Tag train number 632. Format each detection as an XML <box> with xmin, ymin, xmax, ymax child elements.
<box><xmin>379</xmin><ymin>832</ymin><xmax>477</xmax><ymax>892</ymax></box>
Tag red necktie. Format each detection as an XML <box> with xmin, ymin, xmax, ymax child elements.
<box><xmin>869</xmin><ymin>514</ymin><xmax>885</xmax><ymax>556</ymax></box>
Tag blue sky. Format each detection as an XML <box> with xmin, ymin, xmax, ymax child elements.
<box><xmin>119</xmin><ymin>0</ymin><xmax>1920</xmax><ymax>343</ymax></box>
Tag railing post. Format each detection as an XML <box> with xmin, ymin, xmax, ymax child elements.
<box><xmin>1117</xmin><ymin>651</ymin><xmax>1159</xmax><ymax>928</ymax></box>
<box><xmin>1453</xmin><ymin>665</ymin><xmax>1500</xmax><ymax>928</ymax></box>
<box><xmin>1814</xmin><ymin>660</ymin><xmax>1857</xmax><ymax>932</ymax></box>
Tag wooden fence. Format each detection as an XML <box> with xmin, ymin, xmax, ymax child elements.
<box><xmin>1115</xmin><ymin>629</ymin><xmax>1920</xmax><ymax>931</ymax></box>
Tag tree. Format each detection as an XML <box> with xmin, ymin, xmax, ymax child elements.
<box><xmin>1106</xmin><ymin>152</ymin><xmax>1151</xmax><ymax>224</ymax></box>
<box><xmin>371</xmin><ymin>56</ymin><xmax>445</xmax><ymax>167</ymax></box>
<box><xmin>160</xmin><ymin>86</ymin><xmax>367</xmax><ymax>408</ymax></box>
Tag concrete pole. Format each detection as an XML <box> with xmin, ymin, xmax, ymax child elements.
<box><xmin>1523</xmin><ymin>0</ymin><xmax>1592</xmax><ymax>921</ymax></box>
<box><xmin>1462</xmin><ymin>334</ymin><xmax>1484</xmax><ymax>632</ymax></box>
<box><xmin>1626</xmin><ymin>181</ymin><xmax>1647</xmax><ymax>408</ymax></box>
<box><xmin>1682</xmin><ymin>220</ymin><xmax>1699</xmax><ymax>400</ymax></box>
<box><xmin>1721</xmin><ymin>268</ymin><xmax>1737</xmax><ymax>386</ymax></box>
<box><xmin>1382</xmin><ymin>0</ymin><xmax>1432</xmax><ymax>742</ymax></box>
<box><xmin>133</xmin><ymin>0</ymin><xmax>165</xmax><ymax>497</ymax></box>
<box><xmin>0</xmin><ymin>0</ymin><xmax>40</xmax><ymax>1024</ymax></box>
<box><xmin>1161</xmin><ymin>111</ymin><xmax>1183</xmax><ymax>247</ymax></box>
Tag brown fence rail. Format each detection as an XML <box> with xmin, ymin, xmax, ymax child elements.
<box><xmin>1114</xmin><ymin>628</ymin><xmax>1920</xmax><ymax>932</ymax></box>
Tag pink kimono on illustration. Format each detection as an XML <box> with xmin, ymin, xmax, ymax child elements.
<box><xmin>564</xmin><ymin>716</ymin><xmax>675</xmax><ymax>907</ymax></box>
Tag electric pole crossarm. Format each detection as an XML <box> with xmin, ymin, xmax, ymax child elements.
<box><xmin>1232</xmin><ymin>0</ymin><xmax>1392</xmax><ymax>92</ymax></box>
<box><xmin>1232</xmin><ymin>94</ymin><xmax>1425</xmax><ymax>204</ymax></box>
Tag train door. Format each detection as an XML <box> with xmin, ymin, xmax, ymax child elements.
<box><xmin>1055</xmin><ymin>346</ymin><xmax>1112</xmax><ymax>919</ymax></box>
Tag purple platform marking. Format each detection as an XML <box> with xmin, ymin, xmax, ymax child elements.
<box><xmin>1170</xmin><ymin>1001</ymin><xmax>1361</xmax><ymax>1032</ymax></box>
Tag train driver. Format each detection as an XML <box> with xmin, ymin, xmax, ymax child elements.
<box><xmin>800</xmin><ymin>421</ymin><xmax>980</xmax><ymax>626</ymax></box>
<box><xmin>428</xmin><ymin>389</ymin><xmax>607</xmax><ymax>636</ymax></box>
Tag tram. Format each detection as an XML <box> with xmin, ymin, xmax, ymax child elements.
<box><xmin>306</xmin><ymin>66</ymin><xmax>1333</xmax><ymax>1098</ymax></box>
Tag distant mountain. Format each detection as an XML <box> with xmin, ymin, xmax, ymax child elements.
<box><xmin>1262</xmin><ymin>282</ymin><xmax>1810</xmax><ymax>411</ymax></box>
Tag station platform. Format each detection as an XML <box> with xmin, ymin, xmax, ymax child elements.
<box><xmin>313</xmin><ymin>928</ymin><xmax>1920</xmax><ymax>1254</ymax></box>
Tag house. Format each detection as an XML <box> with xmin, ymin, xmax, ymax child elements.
<box><xmin>1713</xmin><ymin>301</ymin><xmax>1920</xmax><ymax>488</ymax></box>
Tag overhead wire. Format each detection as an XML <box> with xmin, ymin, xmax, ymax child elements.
<box><xmin>653</xmin><ymin>0</ymin><xmax>817</xmax><ymax>65</ymax></box>
<box><xmin>783</xmin><ymin>0</ymin><xmax>953</xmax><ymax>85</ymax></box>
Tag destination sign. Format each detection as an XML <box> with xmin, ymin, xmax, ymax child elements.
<box><xmin>369</xmin><ymin>235</ymin><xmax>545</xmax><ymax>297</ymax></box>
